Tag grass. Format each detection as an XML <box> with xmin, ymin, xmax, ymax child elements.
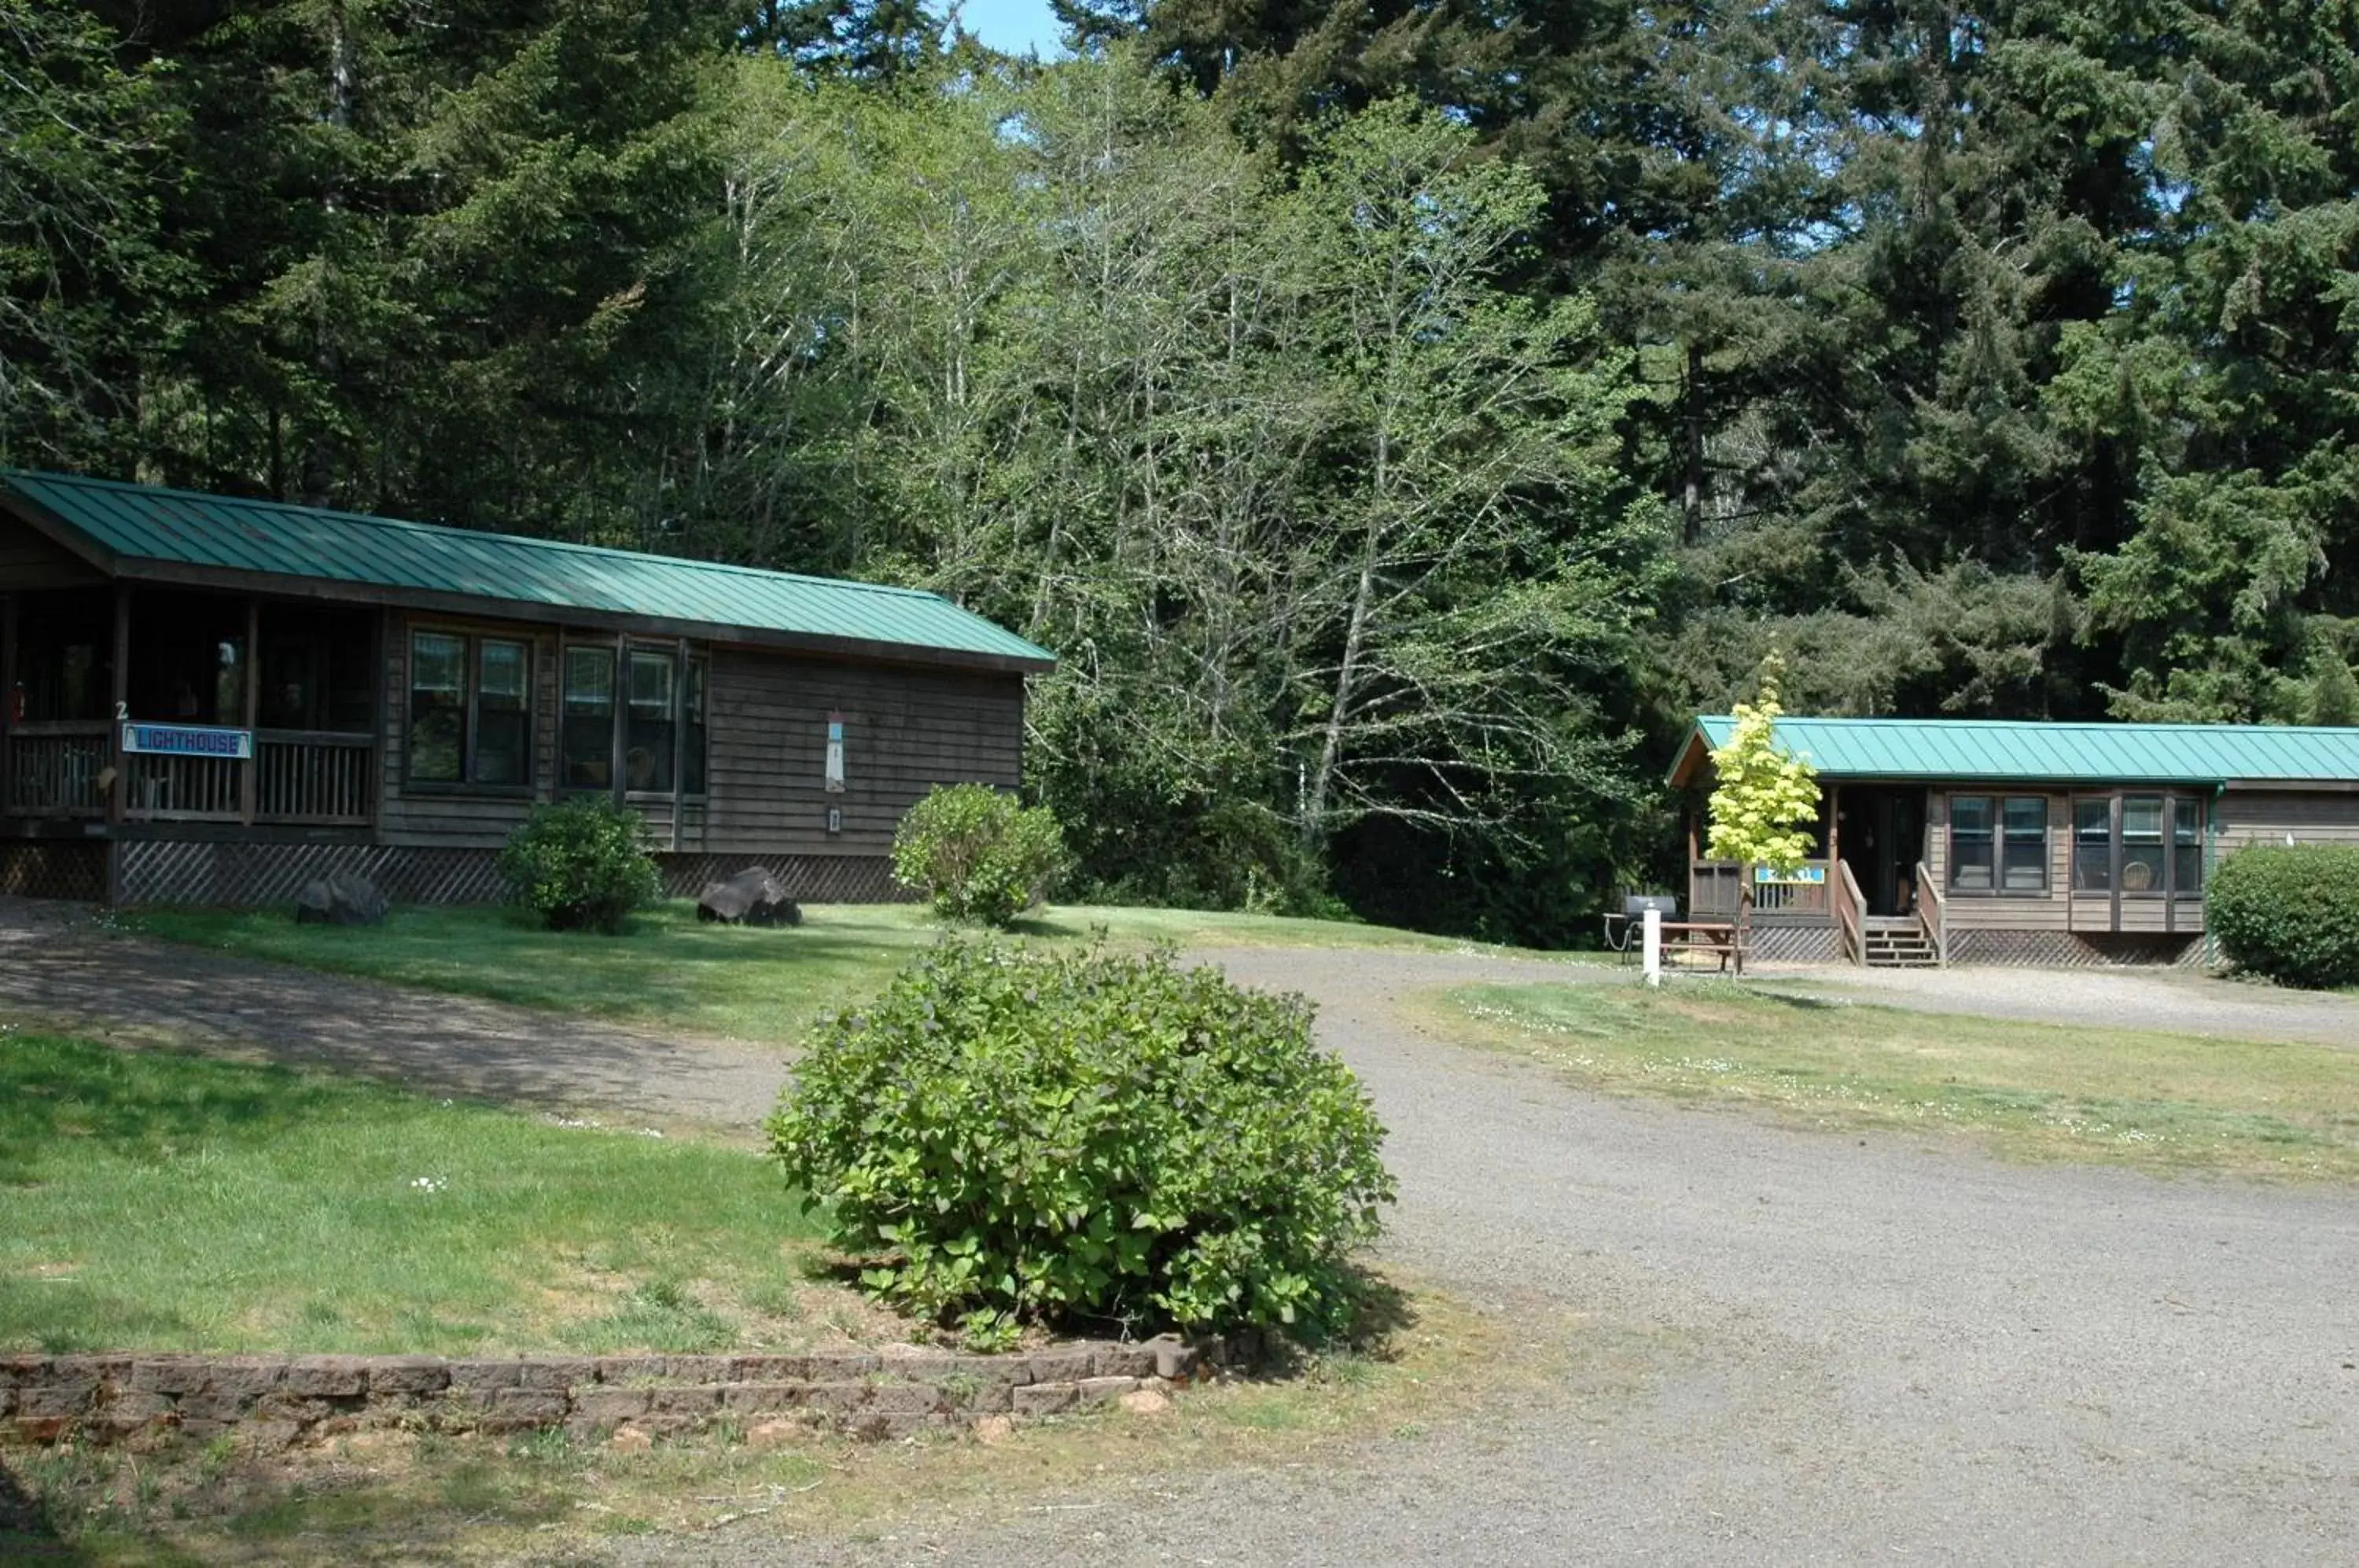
<box><xmin>121</xmin><ymin>900</ymin><xmax>1526</xmax><ymax>1046</ymax></box>
<box><xmin>1433</xmin><ymin>979</ymin><xmax>2359</xmax><ymax>1180</ymax></box>
<box><xmin>3</xmin><ymin>1281</ymin><xmax>1635</xmax><ymax>1566</ymax></box>
<box><xmin>0</xmin><ymin>1030</ymin><xmax>878</xmax><ymax>1357</ymax></box>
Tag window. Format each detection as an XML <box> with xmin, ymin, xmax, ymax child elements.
<box><xmin>2073</xmin><ymin>799</ymin><xmax>2111</xmax><ymax>891</ymax></box>
<box><xmin>407</xmin><ymin>629</ymin><xmax>531</xmax><ymax>789</ymax></box>
<box><xmin>561</xmin><ymin>646</ymin><xmax>615</xmax><ymax>790</ymax></box>
<box><xmin>407</xmin><ymin>632</ymin><xmax>466</xmax><ymax>783</ymax></box>
<box><xmin>2174</xmin><ymin>800</ymin><xmax>2203</xmax><ymax>893</ymax></box>
<box><xmin>2121</xmin><ymin>794</ymin><xmax>2165</xmax><ymax>893</ymax></box>
<box><xmin>1949</xmin><ymin>795</ymin><xmax>2047</xmax><ymax>893</ymax></box>
<box><xmin>625</xmin><ymin>650</ymin><xmax>675</xmax><ymax>793</ymax></box>
<box><xmin>2001</xmin><ymin>797</ymin><xmax>2048</xmax><ymax>891</ymax></box>
<box><xmin>475</xmin><ymin>640</ymin><xmax>530</xmax><ymax>785</ymax></box>
<box><xmin>683</xmin><ymin>655</ymin><xmax>708</xmax><ymax>796</ymax></box>
<box><xmin>1949</xmin><ymin>797</ymin><xmax>1993</xmax><ymax>891</ymax></box>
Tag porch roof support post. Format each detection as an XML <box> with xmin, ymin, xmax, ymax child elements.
<box><xmin>1686</xmin><ymin>806</ymin><xmax>1699</xmax><ymax>915</ymax></box>
<box><xmin>108</xmin><ymin>583</ymin><xmax>129</xmax><ymax>828</ymax></box>
<box><xmin>240</xmin><ymin>597</ymin><xmax>260</xmax><ymax>826</ymax></box>
<box><xmin>668</xmin><ymin>636</ymin><xmax>689</xmax><ymax>852</ymax></box>
<box><xmin>1825</xmin><ymin>782</ymin><xmax>1840</xmax><ymax>878</ymax></box>
<box><xmin>1</xmin><ymin>591</ymin><xmax>17</xmax><ymax>813</ymax></box>
<box><xmin>611</xmin><ymin>631</ymin><xmax>628</xmax><ymax>808</ymax></box>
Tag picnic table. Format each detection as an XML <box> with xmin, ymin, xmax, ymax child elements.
<box><xmin>1605</xmin><ymin>913</ymin><xmax>1742</xmax><ymax>974</ymax></box>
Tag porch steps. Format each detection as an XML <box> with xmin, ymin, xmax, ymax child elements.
<box><xmin>1860</xmin><ymin>915</ymin><xmax>1938</xmax><ymax>968</ymax></box>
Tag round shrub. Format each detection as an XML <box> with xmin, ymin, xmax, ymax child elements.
<box><xmin>2209</xmin><ymin>843</ymin><xmax>2359</xmax><ymax>989</ymax></box>
<box><xmin>767</xmin><ymin>940</ymin><xmax>1396</xmax><ymax>1342</ymax></box>
<box><xmin>890</xmin><ymin>782</ymin><xmax>1065</xmax><ymax>928</ymax></box>
<box><xmin>495</xmin><ymin>798</ymin><xmax>662</xmax><ymax>934</ymax></box>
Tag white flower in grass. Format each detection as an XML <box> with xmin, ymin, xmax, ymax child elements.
<box><xmin>410</xmin><ymin>1176</ymin><xmax>447</xmax><ymax>1193</ymax></box>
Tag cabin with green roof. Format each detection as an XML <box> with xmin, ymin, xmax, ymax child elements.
<box><xmin>0</xmin><ymin>470</ymin><xmax>1053</xmax><ymax>906</ymax></box>
<box><xmin>1667</xmin><ymin>715</ymin><xmax>2359</xmax><ymax>966</ymax></box>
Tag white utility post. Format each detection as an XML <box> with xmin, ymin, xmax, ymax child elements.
<box><xmin>1642</xmin><ymin>904</ymin><xmax>1663</xmax><ymax>988</ymax></box>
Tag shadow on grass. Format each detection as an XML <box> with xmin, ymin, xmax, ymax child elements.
<box><xmin>0</xmin><ymin>1037</ymin><xmax>361</xmax><ymax>1174</ymax></box>
<box><xmin>0</xmin><ymin>1458</ymin><xmax>99</xmax><ymax>1566</ymax></box>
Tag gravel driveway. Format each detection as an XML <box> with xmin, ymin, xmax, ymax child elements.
<box><xmin>605</xmin><ymin>946</ymin><xmax>2359</xmax><ymax>1568</ymax></box>
<box><xmin>6</xmin><ymin>902</ymin><xmax>2357</xmax><ymax>1562</ymax></box>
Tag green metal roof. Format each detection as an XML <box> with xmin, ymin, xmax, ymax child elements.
<box><xmin>1680</xmin><ymin>715</ymin><xmax>2359</xmax><ymax>786</ymax></box>
<box><xmin>2</xmin><ymin>469</ymin><xmax>1054</xmax><ymax>672</ymax></box>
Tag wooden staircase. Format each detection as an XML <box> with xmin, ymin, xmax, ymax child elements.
<box><xmin>1862</xmin><ymin>915</ymin><xmax>1938</xmax><ymax>968</ymax></box>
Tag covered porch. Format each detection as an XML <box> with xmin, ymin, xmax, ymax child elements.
<box><xmin>1685</xmin><ymin>782</ymin><xmax>1945</xmax><ymax>966</ymax></box>
<box><xmin>3</xmin><ymin>584</ymin><xmax>378</xmax><ymax>836</ymax></box>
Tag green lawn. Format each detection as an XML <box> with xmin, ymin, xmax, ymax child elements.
<box><xmin>0</xmin><ymin>1032</ymin><xmax>846</xmax><ymax>1356</ymax></box>
<box><xmin>1433</xmin><ymin>981</ymin><xmax>2359</xmax><ymax>1180</ymax></box>
<box><xmin>123</xmin><ymin>900</ymin><xmax>1505</xmax><ymax>1045</ymax></box>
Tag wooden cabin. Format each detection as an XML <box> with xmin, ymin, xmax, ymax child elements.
<box><xmin>0</xmin><ymin>471</ymin><xmax>1054</xmax><ymax>907</ymax></box>
<box><xmin>1667</xmin><ymin>716</ymin><xmax>2359</xmax><ymax>966</ymax></box>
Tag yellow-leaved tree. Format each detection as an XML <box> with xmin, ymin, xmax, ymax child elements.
<box><xmin>1706</xmin><ymin>653</ymin><xmax>1820</xmax><ymax>973</ymax></box>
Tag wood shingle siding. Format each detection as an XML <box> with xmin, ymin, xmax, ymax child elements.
<box><xmin>0</xmin><ymin>513</ymin><xmax>103</xmax><ymax>589</ymax></box>
<box><xmin>703</xmin><ymin>648</ymin><xmax>1023</xmax><ymax>858</ymax></box>
<box><xmin>2217</xmin><ymin>788</ymin><xmax>2359</xmax><ymax>850</ymax></box>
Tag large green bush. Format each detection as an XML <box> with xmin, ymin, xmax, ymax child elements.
<box><xmin>767</xmin><ymin>940</ymin><xmax>1396</xmax><ymax>1342</ymax></box>
<box><xmin>495</xmin><ymin>798</ymin><xmax>662</xmax><ymax>934</ymax></box>
<box><xmin>2209</xmin><ymin>843</ymin><xmax>2359</xmax><ymax>989</ymax></box>
<box><xmin>890</xmin><ymin>783</ymin><xmax>1065</xmax><ymax>927</ymax></box>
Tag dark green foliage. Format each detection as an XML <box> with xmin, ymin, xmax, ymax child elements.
<box><xmin>2209</xmin><ymin>845</ymin><xmax>2359</xmax><ymax>991</ymax></box>
<box><xmin>495</xmin><ymin>799</ymin><xmax>662</xmax><ymax>934</ymax></box>
<box><xmin>890</xmin><ymin>783</ymin><xmax>1065</xmax><ymax>928</ymax></box>
<box><xmin>766</xmin><ymin>940</ymin><xmax>1397</xmax><ymax>1339</ymax></box>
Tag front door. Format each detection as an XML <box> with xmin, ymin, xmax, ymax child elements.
<box><xmin>1840</xmin><ymin>788</ymin><xmax>1927</xmax><ymax>917</ymax></box>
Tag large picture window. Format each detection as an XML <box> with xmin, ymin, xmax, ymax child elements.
<box><xmin>561</xmin><ymin>643</ymin><xmax>708</xmax><ymax>797</ymax></box>
<box><xmin>1949</xmin><ymin>794</ymin><xmax>2048</xmax><ymax>893</ymax></box>
<box><xmin>2069</xmin><ymin>793</ymin><xmax>2205</xmax><ymax>896</ymax></box>
<box><xmin>406</xmin><ymin>629</ymin><xmax>532</xmax><ymax>790</ymax></box>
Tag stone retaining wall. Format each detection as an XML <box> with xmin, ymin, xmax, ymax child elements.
<box><xmin>0</xmin><ymin>1339</ymin><xmax>1206</xmax><ymax>1452</ymax></box>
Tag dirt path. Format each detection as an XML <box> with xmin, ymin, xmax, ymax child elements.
<box><xmin>0</xmin><ymin>900</ymin><xmax>787</xmax><ymax>1132</ymax></box>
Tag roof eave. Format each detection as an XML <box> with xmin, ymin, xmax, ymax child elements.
<box><xmin>104</xmin><ymin>555</ymin><xmax>1055</xmax><ymax>676</ymax></box>
<box><xmin>0</xmin><ymin>485</ymin><xmax>120</xmax><ymax>575</ymax></box>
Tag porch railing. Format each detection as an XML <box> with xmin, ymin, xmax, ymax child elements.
<box><xmin>256</xmin><ymin>731</ymin><xmax>374</xmax><ymax>825</ymax></box>
<box><xmin>6</xmin><ymin>724</ymin><xmax>374</xmax><ymax>826</ymax></box>
<box><xmin>124</xmin><ymin>750</ymin><xmax>242</xmax><ymax>822</ymax></box>
<box><xmin>5</xmin><ymin>723</ymin><xmax>109</xmax><ymax>816</ymax></box>
<box><xmin>1690</xmin><ymin>859</ymin><xmax>1831</xmax><ymax>919</ymax></box>
<box><xmin>1834</xmin><ymin>858</ymin><xmax>1868</xmax><ymax>966</ymax></box>
<box><xmin>1916</xmin><ymin>860</ymin><xmax>1945</xmax><ymax>966</ymax></box>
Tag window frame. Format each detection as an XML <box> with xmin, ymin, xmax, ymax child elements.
<box><xmin>558</xmin><ymin>642</ymin><xmax>618</xmax><ymax>794</ymax></box>
<box><xmin>1947</xmin><ymin>793</ymin><xmax>2052</xmax><ymax>897</ymax></box>
<box><xmin>403</xmin><ymin>626</ymin><xmax>536</xmax><ymax>796</ymax></box>
<box><xmin>556</xmin><ymin>639</ymin><xmax>708</xmax><ymax>801</ymax></box>
<box><xmin>622</xmin><ymin>644</ymin><xmax>679</xmax><ymax>799</ymax></box>
<box><xmin>2067</xmin><ymin>790</ymin><xmax>2206</xmax><ymax>900</ymax></box>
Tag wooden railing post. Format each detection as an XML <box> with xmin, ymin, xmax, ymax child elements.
<box><xmin>107</xmin><ymin>584</ymin><xmax>128</xmax><ymax>830</ymax></box>
<box><xmin>240</xmin><ymin>598</ymin><xmax>260</xmax><ymax>826</ymax></box>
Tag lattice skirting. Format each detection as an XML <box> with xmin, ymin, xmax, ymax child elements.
<box><xmin>101</xmin><ymin>840</ymin><xmax>903</xmax><ymax>908</ymax></box>
<box><xmin>0</xmin><ymin>840</ymin><xmax>109</xmax><ymax>902</ymax></box>
<box><xmin>1744</xmin><ymin>925</ymin><xmax>1839</xmax><ymax>965</ymax></box>
<box><xmin>660</xmin><ymin>854</ymin><xmax>906</xmax><ymax>905</ymax></box>
<box><xmin>1945</xmin><ymin>929</ymin><xmax>2206</xmax><ymax>968</ymax></box>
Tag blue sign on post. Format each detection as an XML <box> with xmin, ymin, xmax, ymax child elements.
<box><xmin>121</xmin><ymin>723</ymin><xmax>253</xmax><ymax>760</ymax></box>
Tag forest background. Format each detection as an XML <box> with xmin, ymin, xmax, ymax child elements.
<box><xmin>5</xmin><ymin>0</ymin><xmax>2355</xmax><ymax>944</ymax></box>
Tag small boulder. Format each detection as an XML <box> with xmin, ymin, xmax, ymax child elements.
<box><xmin>1117</xmin><ymin>1387</ymin><xmax>1171</xmax><ymax>1417</ymax></box>
<box><xmin>294</xmin><ymin>870</ymin><xmax>387</xmax><ymax>926</ymax></box>
<box><xmin>972</xmin><ymin>1415</ymin><xmax>1014</xmax><ymax>1445</ymax></box>
<box><xmin>608</xmin><ymin>1424</ymin><xmax>654</xmax><ymax>1453</ymax></box>
<box><xmin>696</xmin><ymin>867</ymin><xmax>801</xmax><ymax>927</ymax></box>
